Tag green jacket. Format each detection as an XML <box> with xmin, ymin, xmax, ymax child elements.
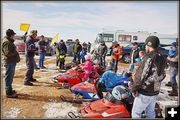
<box><xmin>2</xmin><ymin>37</ymin><xmax>20</xmax><ymax>64</ymax></box>
<box><xmin>73</xmin><ymin>43</ymin><xmax>82</xmax><ymax>54</ymax></box>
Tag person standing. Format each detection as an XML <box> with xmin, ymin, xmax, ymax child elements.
<box><xmin>38</xmin><ymin>35</ymin><xmax>47</xmax><ymax>69</ymax></box>
<box><xmin>97</xmin><ymin>40</ymin><xmax>107</xmax><ymax>68</ymax></box>
<box><xmin>73</xmin><ymin>39</ymin><xmax>82</xmax><ymax>64</ymax></box>
<box><xmin>54</xmin><ymin>42</ymin><xmax>60</xmax><ymax>68</ymax></box>
<box><xmin>111</xmin><ymin>41</ymin><xmax>122</xmax><ymax>73</ymax></box>
<box><xmin>129</xmin><ymin>42</ymin><xmax>140</xmax><ymax>72</ymax></box>
<box><xmin>87</xmin><ymin>42</ymin><xmax>91</xmax><ymax>53</ymax></box>
<box><xmin>167</xmin><ymin>41</ymin><xmax>178</xmax><ymax>96</ymax></box>
<box><xmin>80</xmin><ymin>42</ymin><xmax>87</xmax><ymax>63</ymax></box>
<box><xmin>2</xmin><ymin>29</ymin><xmax>20</xmax><ymax>98</ymax></box>
<box><xmin>24</xmin><ymin>30</ymin><xmax>39</xmax><ymax>86</ymax></box>
<box><xmin>58</xmin><ymin>40</ymin><xmax>67</xmax><ymax>70</ymax></box>
<box><xmin>131</xmin><ymin>36</ymin><xmax>167</xmax><ymax>118</ymax></box>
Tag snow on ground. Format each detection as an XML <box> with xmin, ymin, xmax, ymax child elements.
<box><xmin>43</xmin><ymin>102</ymin><xmax>80</xmax><ymax>118</ymax></box>
<box><xmin>4</xmin><ymin>107</ymin><xmax>22</xmax><ymax>118</ymax></box>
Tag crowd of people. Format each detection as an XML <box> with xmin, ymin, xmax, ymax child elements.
<box><xmin>2</xmin><ymin>28</ymin><xmax>179</xmax><ymax>118</ymax></box>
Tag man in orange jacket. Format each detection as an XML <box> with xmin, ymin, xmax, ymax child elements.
<box><xmin>111</xmin><ymin>41</ymin><xmax>122</xmax><ymax>73</ymax></box>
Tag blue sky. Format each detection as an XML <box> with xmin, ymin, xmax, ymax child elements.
<box><xmin>2</xmin><ymin>1</ymin><xmax>178</xmax><ymax>42</ymax></box>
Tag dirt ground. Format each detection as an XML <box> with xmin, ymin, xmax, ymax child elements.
<box><xmin>1</xmin><ymin>54</ymin><xmax>178</xmax><ymax>119</ymax></box>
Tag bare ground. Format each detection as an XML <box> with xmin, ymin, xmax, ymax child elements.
<box><xmin>1</xmin><ymin>55</ymin><xmax>178</xmax><ymax>118</ymax></box>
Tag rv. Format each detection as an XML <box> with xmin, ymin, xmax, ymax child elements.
<box><xmin>94</xmin><ymin>30</ymin><xmax>177</xmax><ymax>55</ymax></box>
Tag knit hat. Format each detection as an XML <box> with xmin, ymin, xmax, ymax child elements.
<box><xmin>145</xmin><ymin>36</ymin><xmax>160</xmax><ymax>49</ymax></box>
<box><xmin>85</xmin><ymin>53</ymin><xmax>91</xmax><ymax>60</ymax></box>
<box><xmin>6</xmin><ymin>29</ymin><xmax>16</xmax><ymax>37</ymax></box>
<box><xmin>171</xmin><ymin>42</ymin><xmax>177</xmax><ymax>47</ymax></box>
<box><xmin>132</xmin><ymin>42</ymin><xmax>138</xmax><ymax>46</ymax></box>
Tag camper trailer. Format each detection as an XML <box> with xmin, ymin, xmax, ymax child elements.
<box><xmin>94</xmin><ymin>30</ymin><xmax>177</xmax><ymax>55</ymax></box>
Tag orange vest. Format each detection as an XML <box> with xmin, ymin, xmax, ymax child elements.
<box><xmin>112</xmin><ymin>46</ymin><xmax>122</xmax><ymax>60</ymax></box>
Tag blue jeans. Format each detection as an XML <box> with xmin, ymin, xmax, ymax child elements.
<box><xmin>81</xmin><ymin>57</ymin><xmax>85</xmax><ymax>63</ymax></box>
<box><xmin>132</xmin><ymin>94</ymin><xmax>157</xmax><ymax>118</ymax></box>
<box><xmin>170</xmin><ymin>67</ymin><xmax>178</xmax><ymax>86</ymax></box>
<box><xmin>73</xmin><ymin>53</ymin><xmax>80</xmax><ymax>64</ymax></box>
<box><xmin>98</xmin><ymin>56</ymin><xmax>106</xmax><ymax>67</ymax></box>
<box><xmin>129</xmin><ymin>63</ymin><xmax>135</xmax><ymax>72</ymax></box>
<box><xmin>4</xmin><ymin>63</ymin><xmax>16</xmax><ymax>95</ymax></box>
<box><xmin>111</xmin><ymin>59</ymin><xmax>118</xmax><ymax>72</ymax></box>
<box><xmin>39</xmin><ymin>52</ymin><xmax>46</xmax><ymax>67</ymax></box>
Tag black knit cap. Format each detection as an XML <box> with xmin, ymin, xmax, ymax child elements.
<box><xmin>6</xmin><ymin>29</ymin><xmax>16</xmax><ymax>37</ymax></box>
<box><xmin>145</xmin><ymin>36</ymin><xmax>160</xmax><ymax>49</ymax></box>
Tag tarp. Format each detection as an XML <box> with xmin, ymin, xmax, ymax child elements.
<box><xmin>20</xmin><ymin>23</ymin><xmax>30</xmax><ymax>32</ymax></box>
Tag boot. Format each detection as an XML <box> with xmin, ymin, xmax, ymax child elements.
<box><xmin>165</xmin><ymin>81</ymin><xmax>172</xmax><ymax>87</ymax></box>
<box><xmin>169</xmin><ymin>85</ymin><xmax>178</xmax><ymax>96</ymax></box>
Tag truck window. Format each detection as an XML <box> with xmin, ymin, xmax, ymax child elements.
<box><xmin>118</xmin><ymin>35</ymin><xmax>131</xmax><ymax>42</ymax></box>
<box><xmin>133</xmin><ymin>36</ymin><xmax>138</xmax><ymax>41</ymax></box>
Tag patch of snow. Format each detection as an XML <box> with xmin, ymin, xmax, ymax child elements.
<box><xmin>43</xmin><ymin>102</ymin><xmax>80</xmax><ymax>118</ymax></box>
<box><xmin>4</xmin><ymin>107</ymin><xmax>21</xmax><ymax>118</ymax></box>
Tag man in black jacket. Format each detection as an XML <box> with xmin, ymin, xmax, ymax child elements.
<box><xmin>131</xmin><ymin>36</ymin><xmax>166</xmax><ymax>118</ymax></box>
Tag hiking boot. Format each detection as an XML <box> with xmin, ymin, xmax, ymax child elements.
<box><xmin>169</xmin><ymin>85</ymin><xmax>178</xmax><ymax>96</ymax></box>
<box><xmin>42</xmin><ymin>66</ymin><xmax>47</xmax><ymax>69</ymax></box>
<box><xmin>24</xmin><ymin>81</ymin><xmax>33</xmax><ymax>86</ymax></box>
<box><xmin>35</xmin><ymin>67</ymin><xmax>40</xmax><ymax>70</ymax></box>
<box><xmin>12</xmin><ymin>90</ymin><xmax>17</xmax><ymax>94</ymax></box>
<box><xmin>6</xmin><ymin>92</ymin><xmax>18</xmax><ymax>98</ymax></box>
<box><xmin>30</xmin><ymin>78</ymin><xmax>37</xmax><ymax>82</ymax></box>
<box><xmin>165</xmin><ymin>82</ymin><xmax>172</xmax><ymax>87</ymax></box>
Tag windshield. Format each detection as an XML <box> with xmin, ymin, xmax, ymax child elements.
<box><xmin>96</xmin><ymin>33</ymin><xmax>114</xmax><ymax>43</ymax></box>
<box><xmin>104</xmin><ymin>92</ymin><xmax>123</xmax><ymax>104</ymax></box>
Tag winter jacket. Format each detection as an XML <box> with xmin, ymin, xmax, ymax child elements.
<box><xmin>80</xmin><ymin>48</ymin><xmax>87</xmax><ymax>59</ymax></box>
<box><xmin>98</xmin><ymin>44</ymin><xmax>108</xmax><ymax>57</ymax></box>
<box><xmin>99</xmin><ymin>70</ymin><xmax>128</xmax><ymax>88</ymax></box>
<box><xmin>168</xmin><ymin>47</ymin><xmax>176</xmax><ymax>57</ymax></box>
<box><xmin>168</xmin><ymin>50</ymin><xmax>178</xmax><ymax>68</ymax></box>
<box><xmin>130</xmin><ymin>48</ymin><xmax>140</xmax><ymax>63</ymax></box>
<box><xmin>2</xmin><ymin>37</ymin><xmax>20</xmax><ymax>64</ymax></box>
<box><xmin>132</xmin><ymin>50</ymin><xmax>167</xmax><ymax>96</ymax></box>
<box><xmin>73</xmin><ymin>43</ymin><xmax>82</xmax><ymax>54</ymax></box>
<box><xmin>38</xmin><ymin>40</ymin><xmax>47</xmax><ymax>53</ymax></box>
<box><xmin>25</xmin><ymin>36</ymin><xmax>38</xmax><ymax>57</ymax></box>
<box><xmin>82</xmin><ymin>60</ymin><xmax>93</xmax><ymax>80</ymax></box>
<box><xmin>112</xmin><ymin>45</ymin><xmax>122</xmax><ymax>60</ymax></box>
<box><xmin>59</xmin><ymin>43</ymin><xmax>67</xmax><ymax>54</ymax></box>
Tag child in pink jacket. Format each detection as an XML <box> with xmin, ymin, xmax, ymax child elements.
<box><xmin>82</xmin><ymin>54</ymin><xmax>93</xmax><ymax>81</ymax></box>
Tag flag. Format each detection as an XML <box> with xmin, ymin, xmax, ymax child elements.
<box><xmin>20</xmin><ymin>23</ymin><xmax>30</xmax><ymax>32</ymax></box>
<box><xmin>51</xmin><ymin>33</ymin><xmax>59</xmax><ymax>45</ymax></box>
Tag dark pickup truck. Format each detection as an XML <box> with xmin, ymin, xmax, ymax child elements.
<box><xmin>121</xmin><ymin>42</ymin><xmax>170</xmax><ymax>63</ymax></box>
